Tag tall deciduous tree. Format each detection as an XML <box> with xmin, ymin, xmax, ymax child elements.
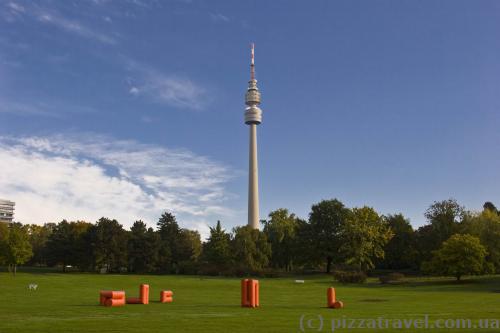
<box><xmin>424</xmin><ymin>199</ymin><xmax>464</xmax><ymax>245</ymax></box>
<box><xmin>177</xmin><ymin>229</ymin><xmax>202</xmax><ymax>262</ymax></box>
<box><xmin>128</xmin><ymin>221</ymin><xmax>160</xmax><ymax>273</ymax></box>
<box><xmin>483</xmin><ymin>202</ymin><xmax>498</xmax><ymax>215</ymax></box>
<box><xmin>91</xmin><ymin>218</ymin><xmax>128</xmax><ymax>273</ymax></box>
<box><xmin>232</xmin><ymin>226</ymin><xmax>271</xmax><ymax>273</ymax></box>
<box><xmin>0</xmin><ymin>222</ymin><xmax>9</xmax><ymax>266</ymax></box>
<box><xmin>423</xmin><ymin>234</ymin><xmax>487</xmax><ymax>281</ymax></box>
<box><xmin>381</xmin><ymin>214</ymin><xmax>417</xmax><ymax>269</ymax></box>
<box><xmin>27</xmin><ymin>223</ymin><xmax>54</xmax><ymax>266</ymax></box>
<box><xmin>416</xmin><ymin>199</ymin><xmax>465</xmax><ymax>263</ymax></box>
<box><xmin>308</xmin><ymin>199</ymin><xmax>350</xmax><ymax>273</ymax></box>
<box><xmin>340</xmin><ymin>207</ymin><xmax>393</xmax><ymax>271</ymax></box>
<box><xmin>461</xmin><ymin>209</ymin><xmax>500</xmax><ymax>273</ymax></box>
<box><xmin>4</xmin><ymin>223</ymin><xmax>33</xmax><ymax>275</ymax></box>
<box><xmin>175</xmin><ymin>229</ymin><xmax>202</xmax><ymax>274</ymax></box>
<box><xmin>262</xmin><ymin>208</ymin><xmax>300</xmax><ymax>271</ymax></box>
<box><xmin>46</xmin><ymin>220</ymin><xmax>91</xmax><ymax>272</ymax></box>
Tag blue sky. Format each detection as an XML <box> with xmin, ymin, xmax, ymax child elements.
<box><xmin>1</xmin><ymin>0</ymin><xmax>499</xmax><ymax>237</ymax></box>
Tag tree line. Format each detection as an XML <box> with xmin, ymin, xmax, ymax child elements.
<box><xmin>1</xmin><ymin>198</ymin><xmax>499</xmax><ymax>280</ymax></box>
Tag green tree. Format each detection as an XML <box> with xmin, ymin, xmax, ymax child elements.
<box><xmin>27</xmin><ymin>223</ymin><xmax>54</xmax><ymax>266</ymax></box>
<box><xmin>91</xmin><ymin>218</ymin><xmax>128</xmax><ymax>273</ymax></box>
<box><xmin>380</xmin><ymin>214</ymin><xmax>417</xmax><ymax>269</ymax></box>
<box><xmin>157</xmin><ymin>212</ymin><xmax>180</xmax><ymax>272</ymax></box>
<box><xmin>340</xmin><ymin>207</ymin><xmax>393</xmax><ymax>271</ymax></box>
<box><xmin>177</xmin><ymin>229</ymin><xmax>202</xmax><ymax>262</ymax></box>
<box><xmin>414</xmin><ymin>224</ymin><xmax>436</xmax><ymax>265</ymax></box>
<box><xmin>262</xmin><ymin>208</ymin><xmax>299</xmax><ymax>271</ymax></box>
<box><xmin>202</xmin><ymin>221</ymin><xmax>232</xmax><ymax>269</ymax></box>
<box><xmin>289</xmin><ymin>218</ymin><xmax>314</xmax><ymax>268</ymax></box>
<box><xmin>483</xmin><ymin>202</ymin><xmax>498</xmax><ymax>215</ymax></box>
<box><xmin>4</xmin><ymin>224</ymin><xmax>33</xmax><ymax>275</ymax></box>
<box><xmin>46</xmin><ymin>220</ymin><xmax>91</xmax><ymax>272</ymax></box>
<box><xmin>423</xmin><ymin>234</ymin><xmax>487</xmax><ymax>281</ymax></box>
<box><xmin>128</xmin><ymin>221</ymin><xmax>160</xmax><ymax>273</ymax></box>
<box><xmin>425</xmin><ymin>199</ymin><xmax>464</xmax><ymax>245</ymax></box>
<box><xmin>416</xmin><ymin>199</ymin><xmax>465</xmax><ymax>263</ymax></box>
<box><xmin>175</xmin><ymin>229</ymin><xmax>202</xmax><ymax>274</ymax></box>
<box><xmin>232</xmin><ymin>226</ymin><xmax>271</xmax><ymax>273</ymax></box>
<box><xmin>308</xmin><ymin>199</ymin><xmax>350</xmax><ymax>273</ymax></box>
<box><xmin>0</xmin><ymin>222</ymin><xmax>9</xmax><ymax>266</ymax></box>
<box><xmin>461</xmin><ymin>209</ymin><xmax>500</xmax><ymax>273</ymax></box>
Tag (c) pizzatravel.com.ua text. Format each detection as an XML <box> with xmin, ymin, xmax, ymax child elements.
<box><xmin>298</xmin><ymin>314</ymin><xmax>500</xmax><ymax>332</ymax></box>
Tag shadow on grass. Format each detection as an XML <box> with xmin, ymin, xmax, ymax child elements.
<box><xmin>314</xmin><ymin>275</ymin><xmax>500</xmax><ymax>293</ymax></box>
<box><xmin>0</xmin><ymin>266</ymin><xmax>63</xmax><ymax>274</ymax></box>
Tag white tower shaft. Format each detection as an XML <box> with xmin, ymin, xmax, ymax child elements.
<box><xmin>248</xmin><ymin>124</ymin><xmax>259</xmax><ymax>229</ymax></box>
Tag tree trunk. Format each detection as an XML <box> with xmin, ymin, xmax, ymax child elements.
<box><xmin>326</xmin><ymin>257</ymin><xmax>333</xmax><ymax>274</ymax></box>
<box><xmin>456</xmin><ymin>275</ymin><xmax>461</xmax><ymax>281</ymax></box>
<box><xmin>13</xmin><ymin>265</ymin><xmax>17</xmax><ymax>276</ymax></box>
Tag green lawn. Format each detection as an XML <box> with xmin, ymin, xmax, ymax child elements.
<box><xmin>1</xmin><ymin>270</ymin><xmax>499</xmax><ymax>332</ymax></box>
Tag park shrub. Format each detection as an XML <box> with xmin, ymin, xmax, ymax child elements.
<box><xmin>333</xmin><ymin>270</ymin><xmax>367</xmax><ymax>283</ymax></box>
<box><xmin>379</xmin><ymin>272</ymin><xmax>405</xmax><ymax>284</ymax></box>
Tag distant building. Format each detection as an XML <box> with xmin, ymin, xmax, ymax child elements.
<box><xmin>0</xmin><ymin>199</ymin><xmax>15</xmax><ymax>223</ymax></box>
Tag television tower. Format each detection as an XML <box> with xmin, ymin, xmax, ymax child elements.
<box><xmin>245</xmin><ymin>43</ymin><xmax>262</xmax><ymax>229</ymax></box>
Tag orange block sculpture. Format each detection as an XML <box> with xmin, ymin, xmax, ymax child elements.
<box><xmin>241</xmin><ymin>279</ymin><xmax>259</xmax><ymax>308</ymax></box>
<box><xmin>160</xmin><ymin>290</ymin><xmax>173</xmax><ymax>303</ymax></box>
<box><xmin>327</xmin><ymin>287</ymin><xmax>344</xmax><ymax>309</ymax></box>
<box><xmin>126</xmin><ymin>284</ymin><xmax>149</xmax><ymax>305</ymax></box>
<box><xmin>99</xmin><ymin>290</ymin><xmax>126</xmax><ymax>307</ymax></box>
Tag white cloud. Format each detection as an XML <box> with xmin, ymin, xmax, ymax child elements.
<box><xmin>129</xmin><ymin>86</ymin><xmax>140</xmax><ymax>95</ymax></box>
<box><xmin>0</xmin><ymin>100</ymin><xmax>59</xmax><ymax>117</ymax></box>
<box><xmin>35</xmin><ymin>10</ymin><xmax>116</xmax><ymax>44</ymax></box>
<box><xmin>140</xmin><ymin>115</ymin><xmax>153</xmax><ymax>123</ymax></box>
<box><xmin>209</xmin><ymin>12</ymin><xmax>229</xmax><ymax>23</ymax></box>
<box><xmin>126</xmin><ymin>60</ymin><xmax>208</xmax><ymax>110</ymax></box>
<box><xmin>2</xmin><ymin>2</ymin><xmax>116</xmax><ymax>44</ymax></box>
<box><xmin>147</xmin><ymin>75</ymin><xmax>206</xmax><ymax>109</ymax></box>
<box><xmin>0</xmin><ymin>98</ymin><xmax>97</xmax><ymax>117</ymax></box>
<box><xmin>1</xmin><ymin>1</ymin><xmax>24</xmax><ymax>22</ymax></box>
<box><xmin>0</xmin><ymin>135</ymin><xmax>235</xmax><ymax>238</ymax></box>
<box><xmin>8</xmin><ymin>2</ymin><xmax>25</xmax><ymax>13</ymax></box>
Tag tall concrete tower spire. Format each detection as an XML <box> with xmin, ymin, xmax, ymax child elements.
<box><xmin>245</xmin><ymin>43</ymin><xmax>262</xmax><ymax>230</ymax></box>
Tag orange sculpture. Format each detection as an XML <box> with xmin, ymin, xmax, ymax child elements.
<box><xmin>327</xmin><ymin>287</ymin><xmax>344</xmax><ymax>309</ymax></box>
<box><xmin>160</xmin><ymin>290</ymin><xmax>173</xmax><ymax>303</ymax></box>
<box><xmin>99</xmin><ymin>290</ymin><xmax>126</xmax><ymax>307</ymax></box>
<box><xmin>241</xmin><ymin>279</ymin><xmax>259</xmax><ymax>308</ymax></box>
<box><xmin>126</xmin><ymin>284</ymin><xmax>149</xmax><ymax>305</ymax></box>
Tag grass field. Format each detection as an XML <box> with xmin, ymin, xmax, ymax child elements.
<box><xmin>1</xmin><ymin>270</ymin><xmax>499</xmax><ymax>332</ymax></box>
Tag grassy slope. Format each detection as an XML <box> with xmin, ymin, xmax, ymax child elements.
<box><xmin>0</xmin><ymin>272</ymin><xmax>499</xmax><ymax>332</ymax></box>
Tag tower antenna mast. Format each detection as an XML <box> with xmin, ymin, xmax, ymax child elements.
<box><xmin>250</xmin><ymin>43</ymin><xmax>255</xmax><ymax>81</ymax></box>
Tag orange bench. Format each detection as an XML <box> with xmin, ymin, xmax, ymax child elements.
<box><xmin>241</xmin><ymin>279</ymin><xmax>259</xmax><ymax>308</ymax></box>
<box><xmin>160</xmin><ymin>290</ymin><xmax>173</xmax><ymax>303</ymax></box>
<box><xmin>100</xmin><ymin>290</ymin><xmax>126</xmax><ymax>307</ymax></box>
<box><xmin>327</xmin><ymin>287</ymin><xmax>344</xmax><ymax>309</ymax></box>
<box><xmin>126</xmin><ymin>284</ymin><xmax>149</xmax><ymax>305</ymax></box>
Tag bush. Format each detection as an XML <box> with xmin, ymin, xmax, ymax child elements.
<box><xmin>333</xmin><ymin>270</ymin><xmax>367</xmax><ymax>283</ymax></box>
<box><xmin>379</xmin><ymin>272</ymin><xmax>405</xmax><ymax>284</ymax></box>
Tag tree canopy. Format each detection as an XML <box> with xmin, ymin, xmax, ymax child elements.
<box><xmin>423</xmin><ymin>234</ymin><xmax>487</xmax><ymax>281</ymax></box>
